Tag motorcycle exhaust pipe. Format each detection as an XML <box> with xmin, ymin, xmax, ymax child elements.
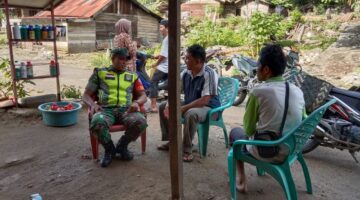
<box><xmin>314</xmin><ymin>125</ymin><xmax>326</xmax><ymax>137</ymax></box>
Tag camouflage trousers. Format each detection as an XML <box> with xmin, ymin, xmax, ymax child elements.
<box><xmin>90</xmin><ymin>107</ymin><xmax>147</xmax><ymax>144</ymax></box>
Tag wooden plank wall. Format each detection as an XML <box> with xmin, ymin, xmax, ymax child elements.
<box><xmin>137</xmin><ymin>9</ymin><xmax>160</xmax><ymax>43</ymax></box>
<box><xmin>95</xmin><ymin>13</ymin><xmax>138</xmax><ymax>41</ymax></box>
<box><xmin>67</xmin><ymin>21</ymin><xmax>96</xmax><ymax>53</ymax></box>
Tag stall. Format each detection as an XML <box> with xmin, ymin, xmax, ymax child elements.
<box><xmin>0</xmin><ymin>0</ymin><xmax>64</xmax><ymax>106</ymax></box>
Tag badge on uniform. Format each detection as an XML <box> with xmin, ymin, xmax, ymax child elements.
<box><xmin>105</xmin><ymin>73</ymin><xmax>115</xmax><ymax>80</ymax></box>
<box><xmin>124</xmin><ymin>74</ymin><xmax>133</xmax><ymax>82</ymax></box>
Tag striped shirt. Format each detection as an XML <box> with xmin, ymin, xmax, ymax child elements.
<box><xmin>181</xmin><ymin>65</ymin><xmax>221</xmax><ymax>108</ymax></box>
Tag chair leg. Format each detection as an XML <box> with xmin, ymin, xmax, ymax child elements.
<box><xmin>227</xmin><ymin>150</ymin><xmax>237</xmax><ymax>200</ymax></box>
<box><xmin>256</xmin><ymin>167</ymin><xmax>266</xmax><ymax>176</ymax></box>
<box><xmin>141</xmin><ymin>130</ymin><xmax>146</xmax><ymax>154</ymax></box>
<box><xmin>197</xmin><ymin>124</ymin><xmax>209</xmax><ymax>157</ymax></box>
<box><xmin>90</xmin><ymin>133</ymin><xmax>99</xmax><ymax>160</ymax></box>
<box><xmin>298</xmin><ymin>154</ymin><xmax>312</xmax><ymax>194</ymax></box>
<box><xmin>222</xmin><ymin>125</ymin><xmax>229</xmax><ymax>148</ymax></box>
<box><xmin>275</xmin><ymin>168</ymin><xmax>293</xmax><ymax>200</ymax></box>
<box><xmin>282</xmin><ymin>165</ymin><xmax>298</xmax><ymax>200</ymax></box>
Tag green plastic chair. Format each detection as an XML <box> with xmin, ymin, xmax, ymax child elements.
<box><xmin>227</xmin><ymin>99</ymin><xmax>336</xmax><ymax>200</ymax></box>
<box><xmin>195</xmin><ymin>77</ymin><xmax>239</xmax><ymax>157</ymax></box>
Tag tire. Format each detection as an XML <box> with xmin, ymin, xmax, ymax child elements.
<box><xmin>233</xmin><ymin>90</ymin><xmax>247</xmax><ymax>106</ymax></box>
<box><xmin>302</xmin><ymin>136</ymin><xmax>321</xmax><ymax>154</ymax></box>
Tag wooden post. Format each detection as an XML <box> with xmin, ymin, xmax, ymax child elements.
<box><xmin>168</xmin><ymin>0</ymin><xmax>183</xmax><ymax>199</ymax></box>
<box><xmin>51</xmin><ymin>1</ymin><xmax>61</xmax><ymax>101</ymax></box>
<box><xmin>4</xmin><ymin>0</ymin><xmax>18</xmax><ymax>106</ymax></box>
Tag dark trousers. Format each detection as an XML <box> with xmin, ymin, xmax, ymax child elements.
<box><xmin>149</xmin><ymin>69</ymin><xmax>167</xmax><ymax>98</ymax></box>
<box><xmin>230</xmin><ymin>127</ymin><xmax>249</xmax><ymax>154</ymax></box>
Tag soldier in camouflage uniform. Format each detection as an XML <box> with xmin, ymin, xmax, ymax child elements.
<box><xmin>83</xmin><ymin>48</ymin><xmax>148</xmax><ymax>168</ymax></box>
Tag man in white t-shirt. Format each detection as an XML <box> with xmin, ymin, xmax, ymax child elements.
<box><xmin>149</xmin><ymin>19</ymin><xmax>169</xmax><ymax>112</ymax></box>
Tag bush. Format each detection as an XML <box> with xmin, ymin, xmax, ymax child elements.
<box><xmin>61</xmin><ymin>84</ymin><xmax>82</xmax><ymax>99</ymax></box>
<box><xmin>90</xmin><ymin>53</ymin><xmax>111</xmax><ymax>69</ymax></box>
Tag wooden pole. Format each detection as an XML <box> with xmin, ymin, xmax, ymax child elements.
<box><xmin>168</xmin><ymin>0</ymin><xmax>183</xmax><ymax>199</ymax></box>
<box><xmin>4</xmin><ymin>0</ymin><xmax>18</xmax><ymax>106</ymax></box>
<box><xmin>51</xmin><ymin>1</ymin><xmax>61</xmax><ymax>101</ymax></box>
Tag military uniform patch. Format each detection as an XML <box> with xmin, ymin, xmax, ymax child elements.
<box><xmin>105</xmin><ymin>73</ymin><xmax>115</xmax><ymax>80</ymax></box>
<box><xmin>124</xmin><ymin>74</ymin><xmax>133</xmax><ymax>82</ymax></box>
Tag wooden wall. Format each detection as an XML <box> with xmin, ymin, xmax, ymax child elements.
<box><xmin>136</xmin><ymin>8</ymin><xmax>160</xmax><ymax>43</ymax></box>
<box><xmin>67</xmin><ymin>21</ymin><xmax>96</xmax><ymax>53</ymax></box>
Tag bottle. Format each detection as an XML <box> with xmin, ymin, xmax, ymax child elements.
<box><xmin>12</xmin><ymin>22</ymin><xmax>21</xmax><ymax>40</ymax></box>
<box><xmin>49</xmin><ymin>60</ymin><xmax>57</xmax><ymax>76</ymax></box>
<box><xmin>20</xmin><ymin>62</ymin><xmax>27</xmax><ymax>78</ymax></box>
<box><xmin>41</xmin><ymin>25</ymin><xmax>48</xmax><ymax>40</ymax></box>
<box><xmin>28</xmin><ymin>25</ymin><xmax>35</xmax><ymax>40</ymax></box>
<box><xmin>20</xmin><ymin>25</ymin><xmax>28</xmax><ymax>40</ymax></box>
<box><xmin>15</xmin><ymin>66</ymin><xmax>21</xmax><ymax>79</ymax></box>
<box><xmin>30</xmin><ymin>193</ymin><xmax>43</xmax><ymax>200</ymax></box>
<box><xmin>34</xmin><ymin>25</ymin><xmax>41</xmax><ymax>40</ymax></box>
<box><xmin>26</xmin><ymin>61</ymin><xmax>33</xmax><ymax>78</ymax></box>
<box><xmin>48</xmin><ymin>25</ymin><xmax>54</xmax><ymax>40</ymax></box>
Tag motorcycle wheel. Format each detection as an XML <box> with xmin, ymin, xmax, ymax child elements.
<box><xmin>302</xmin><ymin>136</ymin><xmax>322</xmax><ymax>154</ymax></box>
<box><xmin>233</xmin><ymin>90</ymin><xmax>247</xmax><ymax>106</ymax></box>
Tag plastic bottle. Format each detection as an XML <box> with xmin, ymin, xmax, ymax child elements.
<box><xmin>34</xmin><ymin>25</ymin><xmax>41</xmax><ymax>40</ymax></box>
<box><xmin>20</xmin><ymin>25</ymin><xmax>28</xmax><ymax>40</ymax></box>
<box><xmin>15</xmin><ymin>66</ymin><xmax>21</xmax><ymax>79</ymax></box>
<box><xmin>12</xmin><ymin>22</ymin><xmax>21</xmax><ymax>40</ymax></box>
<box><xmin>26</xmin><ymin>61</ymin><xmax>33</xmax><ymax>78</ymax></box>
<box><xmin>48</xmin><ymin>25</ymin><xmax>54</xmax><ymax>40</ymax></box>
<box><xmin>30</xmin><ymin>193</ymin><xmax>43</xmax><ymax>200</ymax></box>
<box><xmin>20</xmin><ymin>62</ymin><xmax>27</xmax><ymax>78</ymax></box>
<box><xmin>49</xmin><ymin>60</ymin><xmax>57</xmax><ymax>76</ymax></box>
<box><xmin>41</xmin><ymin>25</ymin><xmax>48</xmax><ymax>40</ymax></box>
<box><xmin>28</xmin><ymin>25</ymin><xmax>35</xmax><ymax>40</ymax></box>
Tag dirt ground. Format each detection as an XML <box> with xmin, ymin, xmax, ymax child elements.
<box><xmin>0</xmin><ymin>106</ymin><xmax>359</xmax><ymax>200</ymax></box>
<box><xmin>0</xmin><ymin>22</ymin><xmax>359</xmax><ymax>200</ymax></box>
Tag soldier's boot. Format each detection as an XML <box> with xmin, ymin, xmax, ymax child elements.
<box><xmin>100</xmin><ymin>141</ymin><xmax>116</xmax><ymax>168</ymax></box>
<box><xmin>116</xmin><ymin>135</ymin><xmax>134</xmax><ymax>161</ymax></box>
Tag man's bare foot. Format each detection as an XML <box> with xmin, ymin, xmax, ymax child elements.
<box><xmin>236</xmin><ymin>178</ymin><xmax>248</xmax><ymax>193</ymax></box>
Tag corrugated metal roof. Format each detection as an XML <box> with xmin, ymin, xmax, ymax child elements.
<box><xmin>0</xmin><ymin>0</ymin><xmax>64</xmax><ymax>9</ymax></box>
<box><xmin>36</xmin><ymin>0</ymin><xmax>112</xmax><ymax>18</ymax></box>
<box><xmin>33</xmin><ymin>0</ymin><xmax>162</xmax><ymax>20</ymax></box>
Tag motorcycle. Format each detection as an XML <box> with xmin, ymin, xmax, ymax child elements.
<box><xmin>302</xmin><ymin>86</ymin><xmax>360</xmax><ymax>162</ymax></box>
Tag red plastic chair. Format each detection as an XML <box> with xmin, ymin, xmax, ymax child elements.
<box><xmin>88</xmin><ymin>97</ymin><xmax>147</xmax><ymax>160</ymax></box>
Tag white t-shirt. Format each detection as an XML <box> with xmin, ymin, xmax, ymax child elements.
<box><xmin>157</xmin><ymin>36</ymin><xmax>169</xmax><ymax>73</ymax></box>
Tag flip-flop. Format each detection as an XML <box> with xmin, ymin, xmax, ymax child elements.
<box><xmin>183</xmin><ymin>153</ymin><xmax>193</xmax><ymax>162</ymax></box>
<box><xmin>157</xmin><ymin>143</ymin><xmax>169</xmax><ymax>151</ymax></box>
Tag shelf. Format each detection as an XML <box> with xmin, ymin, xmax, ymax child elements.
<box><xmin>16</xmin><ymin>75</ymin><xmax>57</xmax><ymax>81</ymax></box>
<box><xmin>11</xmin><ymin>39</ymin><xmax>56</xmax><ymax>42</ymax></box>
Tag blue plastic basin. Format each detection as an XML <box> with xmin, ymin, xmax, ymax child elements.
<box><xmin>38</xmin><ymin>101</ymin><xmax>82</xmax><ymax>127</ymax></box>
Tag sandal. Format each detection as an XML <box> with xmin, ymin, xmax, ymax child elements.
<box><xmin>183</xmin><ymin>152</ymin><xmax>193</xmax><ymax>162</ymax></box>
<box><xmin>157</xmin><ymin>143</ymin><xmax>169</xmax><ymax>151</ymax></box>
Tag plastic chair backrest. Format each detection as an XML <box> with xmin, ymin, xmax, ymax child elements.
<box><xmin>283</xmin><ymin>99</ymin><xmax>336</xmax><ymax>157</ymax></box>
<box><xmin>218</xmin><ymin>77</ymin><xmax>239</xmax><ymax>107</ymax></box>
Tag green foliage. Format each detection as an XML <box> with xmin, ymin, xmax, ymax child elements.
<box><xmin>90</xmin><ymin>53</ymin><xmax>111</xmax><ymax>69</ymax></box>
<box><xmin>245</xmin><ymin>12</ymin><xmax>284</xmax><ymax>52</ymax></box>
<box><xmin>61</xmin><ymin>84</ymin><xmax>82</xmax><ymax>99</ymax></box>
<box><xmin>268</xmin><ymin>0</ymin><xmax>294</xmax><ymax>8</ymax></box>
<box><xmin>0</xmin><ymin>58</ymin><xmax>35</xmax><ymax>98</ymax></box>
<box><xmin>185</xmin><ymin>18</ymin><xmax>246</xmax><ymax>48</ymax></box>
<box><xmin>0</xmin><ymin>34</ymin><xmax>7</xmax><ymax>45</ymax></box>
<box><xmin>314</xmin><ymin>4</ymin><xmax>326</xmax><ymax>14</ymax></box>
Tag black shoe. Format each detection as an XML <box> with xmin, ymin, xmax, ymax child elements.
<box><xmin>100</xmin><ymin>141</ymin><xmax>116</xmax><ymax>168</ymax></box>
<box><xmin>116</xmin><ymin>136</ymin><xmax>134</xmax><ymax>161</ymax></box>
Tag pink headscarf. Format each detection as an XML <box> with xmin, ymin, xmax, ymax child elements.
<box><xmin>115</xmin><ymin>18</ymin><xmax>132</xmax><ymax>36</ymax></box>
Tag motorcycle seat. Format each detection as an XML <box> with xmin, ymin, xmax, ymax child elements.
<box><xmin>331</xmin><ymin>87</ymin><xmax>360</xmax><ymax>100</ymax></box>
<box><xmin>330</xmin><ymin>87</ymin><xmax>360</xmax><ymax>114</ymax></box>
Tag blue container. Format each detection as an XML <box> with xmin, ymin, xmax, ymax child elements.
<box><xmin>38</xmin><ymin>101</ymin><xmax>82</xmax><ymax>127</ymax></box>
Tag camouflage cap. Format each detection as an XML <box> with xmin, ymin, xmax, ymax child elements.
<box><xmin>111</xmin><ymin>47</ymin><xmax>130</xmax><ymax>57</ymax></box>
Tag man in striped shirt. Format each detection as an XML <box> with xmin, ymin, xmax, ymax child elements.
<box><xmin>157</xmin><ymin>44</ymin><xmax>220</xmax><ymax>162</ymax></box>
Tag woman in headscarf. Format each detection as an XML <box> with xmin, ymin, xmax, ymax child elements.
<box><xmin>113</xmin><ymin>18</ymin><xmax>137</xmax><ymax>71</ymax></box>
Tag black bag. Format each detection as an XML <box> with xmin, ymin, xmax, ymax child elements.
<box><xmin>254</xmin><ymin>82</ymin><xmax>289</xmax><ymax>158</ymax></box>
